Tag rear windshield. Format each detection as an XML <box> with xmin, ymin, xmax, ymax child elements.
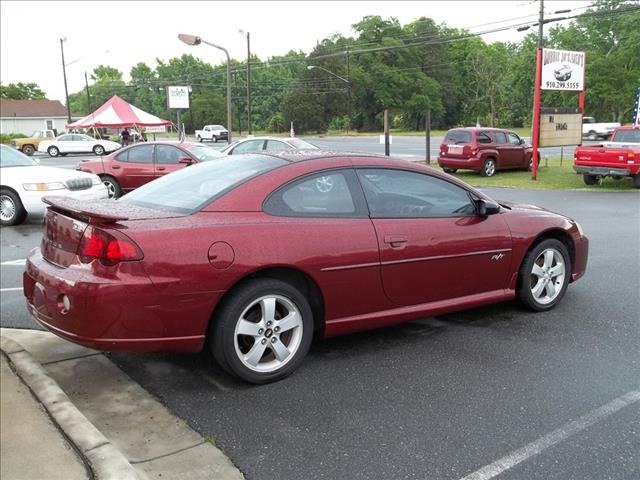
<box><xmin>286</xmin><ymin>138</ymin><xmax>318</xmax><ymax>150</ymax></box>
<box><xmin>445</xmin><ymin>130</ymin><xmax>472</xmax><ymax>144</ymax></box>
<box><xmin>120</xmin><ymin>154</ymin><xmax>287</xmax><ymax>212</ymax></box>
<box><xmin>612</xmin><ymin>130</ymin><xmax>640</xmax><ymax>143</ymax></box>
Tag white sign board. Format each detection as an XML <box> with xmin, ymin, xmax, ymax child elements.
<box><xmin>541</xmin><ymin>49</ymin><xmax>585</xmax><ymax>91</ymax></box>
<box><xmin>143</xmin><ymin>125</ymin><xmax>166</xmax><ymax>133</ymax></box>
<box><xmin>167</xmin><ymin>86</ymin><xmax>190</xmax><ymax>109</ymax></box>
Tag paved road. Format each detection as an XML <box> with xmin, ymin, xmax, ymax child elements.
<box><xmin>2</xmin><ymin>189</ymin><xmax>638</xmax><ymax>480</ymax></box>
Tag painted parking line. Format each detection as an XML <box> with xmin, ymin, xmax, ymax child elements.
<box><xmin>458</xmin><ymin>389</ymin><xmax>640</xmax><ymax>480</ymax></box>
<box><xmin>1</xmin><ymin>259</ymin><xmax>26</xmax><ymax>266</ymax></box>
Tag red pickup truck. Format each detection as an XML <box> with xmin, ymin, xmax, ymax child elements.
<box><xmin>573</xmin><ymin>125</ymin><xmax>640</xmax><ymax>188</ymax></box>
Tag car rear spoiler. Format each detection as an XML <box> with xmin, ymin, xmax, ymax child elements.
<box><xmin>43</xmin><ymin>196</ymin><xmax>128</xmax><ymax>224</ymax></box>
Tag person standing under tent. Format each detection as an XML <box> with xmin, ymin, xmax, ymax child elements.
<box><xmin>120</xmin><ymin>127</ymin><xmax>131</xmax><ymax>146</ymax></box>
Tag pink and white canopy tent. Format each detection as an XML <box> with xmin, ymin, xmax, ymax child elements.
<box><xmin>65</xmin><ymin>95</ymin><xmax>172</xmax><ymax>129</ymax></box>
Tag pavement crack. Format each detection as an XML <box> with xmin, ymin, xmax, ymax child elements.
<box><xmin>41</xmin><ymin>352</ymin><xmax>103</xmax><ymax>366</ymax></box>
<box><xmin>129</xmin><ymin>441</ymin><xmax>206</xmax><ymax>464</ymax></box>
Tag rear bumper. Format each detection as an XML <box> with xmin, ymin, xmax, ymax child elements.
<box><xmin>573</xmin><ymin>165</ymin><xmax>633</xmax><ymax>176</ymax></box>
<box><xmin>437</xmin><ymin>155</ymin><xmax>482</xmax><ymax>170</ymax></box>
<box><xmin>23</xmin><ymin>249</ymin><xmax>206</xmax><ymax>352</ymax></box>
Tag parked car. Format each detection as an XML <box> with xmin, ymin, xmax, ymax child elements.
<box><xmin>195</xmin><ymin>125</ymin><xmax>229</xmax><ymax>143</ymax></box>
<box><xmin>553</xmin><ymin>64</ymin><xmax>573</xmax><ymax>82</ymax></box>
<box><xmin>221</xmin><ymin>136</ymin><xmax>318</xmax><ymax>155</ymax></box>
<box><xmin>10</xmin><ymin>129</ymin><xmax>56</xmax><ymax>156</ymax></box>
<box><xmin>76</xmin><ymin>141</ymin><xmax>222</xmax><ymax>198</ymax></box>
<box><xmin>24</xmin><ymin>150</ymin><xmax>588</xmax><ymax>384</ymax></box>
<box><xmin>0</xmin><ymin>144</ymin><xmax>107</xmax><ymax>226</ymax></box>
<box><xmin>437</xmin><ymin>128</ymin><xmax>537</xmax><ymax>176</ymax></box>
<box><xmin>574</xmin><ymin>125</ymin><xmax>640</xmax><ymax>187</ymax></box>
<box><xmin>38</xmin><ymin>133</ymin><xmax>122</xmax><ymax>157</ymax></box>
<box><xmin>582</xmin><ymin>117</ymin><xmax>620</xmax><ymax>140</ymax></box>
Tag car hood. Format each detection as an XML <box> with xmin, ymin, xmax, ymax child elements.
<box><xmin>497</xmin><ymin>200</ymin><xmax>568</xmax><ymax>219</ymax></box>
<box><xmin>0</xmin><ymin>165</ymin><xmax>98</xmax><ymax>184</ymax></box>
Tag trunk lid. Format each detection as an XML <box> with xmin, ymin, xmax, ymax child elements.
<box><xmin>40</xmin><ymin>196</ymin><xmax>187</xmax><ymax>267</ymax></box>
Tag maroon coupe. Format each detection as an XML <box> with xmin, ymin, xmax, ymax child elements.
<box><xmin>24</xmin><ymin>151</ymin><xmax>588</xmax><ymax>383</ymax></box>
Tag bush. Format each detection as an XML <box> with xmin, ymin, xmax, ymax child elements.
<box><xmin>267</xmin><ymin>113</ymin><xmax>286</xmax><ymax>133</ymax></box>
<box><xmin>328</xmin><ymin>115</ymin><xmax>349</xmax><ymax>131</ymax></box>
<box><xmin>0</xmin><ymin>133</ymin><xmax>28</xmax><ymax>144</ymax></box>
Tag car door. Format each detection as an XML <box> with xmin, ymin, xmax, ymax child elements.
<box><xmin>55</xmin><ymin>134</ymin><xmax>75</xmax><ymax>153</ymax></box>
<box><xmin>229</xmin><ymin>139</ymin><xmax>266</xmax><ymax>154</ymax></box>
<box><xmin>504</xmin><ymin>132</ymin><xmax>527</xmax><ymax>168</ymax></box>
<box><xmin>355</xmin><ymin>168</ymin><xmax>513</xmax><ymax>306</ymax></box>
<box><xmin>492</xmin><ymin>131</ymin><xmax>516</xmax><ymax>168</ymax></box>
<box><xmin>73</xmin><ymin>134</ymin><xmax>94</xmax><ymax>153</ymax></box>
<box><xmin>111</xmin><ymin>144</ymin><xmax>156</xmax><ymax>191</ymax></box>
<box><xmin>154</xmin><ymin>144</ymin><xmax>190</xmax><ymax>178</ymax></box>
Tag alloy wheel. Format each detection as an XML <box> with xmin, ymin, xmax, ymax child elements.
<box><xmin>0</xmin><ymin>194</ymin><xmax>16</xmax><ymax>222</ymax></box>
<box><xmin>529</xmin><ymin>248</ymin><xmax>566</xmax><ymax>305</ymax></box>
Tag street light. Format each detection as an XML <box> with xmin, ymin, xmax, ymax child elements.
<box><xmin>60</xmin><ymin>38</ymin><xmax>71</xmax><ymax>124</ymax></box>
<box><xmin>239</xmin><ymin>29</ymin><xmax>251</xmax><ymax>135</ymax></box>
<box><xmin>178</xmin><ymin>33</ymin><xmax>232</xmax><ymax>143</ymax></box>
<box><xmin>307</xmin><ymin>65</ymin><xmax>352</xmax><ymax>134</ymax></box>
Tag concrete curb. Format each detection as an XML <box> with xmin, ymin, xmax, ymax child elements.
<box><xmin>0</xmin><ymin>335</ymin><xmax>143</xmax><ymax>480</ymax></box>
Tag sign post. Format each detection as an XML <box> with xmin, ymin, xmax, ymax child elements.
<box><xmin>167</xmin><ymin>86</ymin><xmax>190</xmax><ymax>138</ymax></box>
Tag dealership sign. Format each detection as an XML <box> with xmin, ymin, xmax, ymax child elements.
<box><xmin>167</xmin><ymin>86</ymin><xmax>190</xmax><ymax>109</ymax></box>
<box><xmin>541</xmin><ymin>49</ymin><xmax>585</xmax><ymax>91</ymax></box>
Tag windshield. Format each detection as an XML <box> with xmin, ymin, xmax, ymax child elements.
<box><xmin>612</xmin><ymin>130</ymin><xmax>640</xmax><ymax>143</ymax></box>
<box><xmin>185</xmin><ymin>145</ymin><xmax>223</xmax><ymax>162</ymax></box>
<box><xmin>31</xmin><ymin>130</ymin><xmax>43</xmax><ymax>138</ymax></box>
<box><xmin>287</xmin><ymin>138</ymin><xmax>318</xmax><ymax>150</ymax></box>
<box><xmin>120</xmin><ymin>154</ymin><xmax>287</xmax><ymax>212</ymax></box>
<box><xmin>0</xmin><ymin>145</ymin><xmax>38</xmax><ymax>167</ymax></box>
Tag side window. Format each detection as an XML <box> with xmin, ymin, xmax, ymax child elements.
<box><xmin>265</xmin><ymin>140</ymin><xmax>293</xmax><ymax>151</ymax></box>
<box><xmin>508</xmin><ymin>133</ymin><xmax>521</xmax><ymax>145</ymax></box>
<box><xmin>115</xmin><ymin>150</ymin><xmax>129</xmax><ymax>162</ymax></box>
<box><xmin>494</xmin><ymin>132</ymin><xmax>508</xmax><ymax>144</ymax></box>
<box><xmin>156</xmin><ymin>145</ymin><xmax>184</xmax><ymax>164</ymax></box>
<box><xmin>356</xmin><ymin>169</ymin><xmax>476</xmax><ymax>218</ymax></box>
<box><xmin>478</xmin><ymin>132</ymin><xmax>492</xmax><ymax>144</ymax></box>
<box><xmin>58</xmin><ymin>135</ymin><xmax>73</xmax><ymax>141</ymax></box>
<box><xmin>264</xmin><ymin>170</ymin><xmax>361</xmax><ymax>217</ymax></box>
<box><xmin>231</xmin><ymin>139</ymin><xmax>265</xmax><ymax>154</ymax></box>
<box><xmin>127</xmin><ymin>145</ymin><xmax>154</xmax><ymax>164</ymax></box>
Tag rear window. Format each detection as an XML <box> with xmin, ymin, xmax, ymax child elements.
<box><xmin>120</xmin><ymin>154</ymin><xmax>287</xmax><ymax>213</ymax></box>
<box><xmin>286</xmin><ymin>138</ymin><xmax>318</xmax><ymax>150</ymax></box>
<box><xmin>612</xmin><ymin>130</ymin><xmax>640</xmax><ymax>143</ymax></box>
<box><xmin>445</xmin><ymin>130</ymin><xmax>472</xmax><ymax>144</ymax></box>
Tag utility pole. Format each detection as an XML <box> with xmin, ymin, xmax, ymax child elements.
<box><xmin>247</xmin><ymin>31</ymin><xmax>252</xmax><ymax>135</ymax></box>
<box><xmin>538</xmin><ymin>0</ymin><xmax>545</xmax><ymax>49</ymax></box>
<box><xmin>60</xmin><ymin>38</ymin><xmax>71</xmax><ymax>124</ymax></box>
<box><xmin>425</xmin><ymin>109</ymin><xmax>431</xmax><ymax>165</ymax></box>
<box><xmin>84</xmin><ymin>71</ymin><xmax>91</xmax><ymax>112</ymax></box>
<box><xmin>346</xmin><ymin>46</ymin><xmax>352</xmax><ymax>135</ymax></box>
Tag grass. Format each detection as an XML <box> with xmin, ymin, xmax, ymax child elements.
<box><xmin>204</xmin><ymin>434</ymin><xmax>216</xmax><ymax>446</ymax></box>
<box><xmin>419</xmin><ymin>157</ymin><xmax>639</xmax><ymax>192</ymax></box>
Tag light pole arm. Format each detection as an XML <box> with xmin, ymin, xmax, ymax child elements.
<box><xmin>201</xmin><ymin>40</ymin><xmax>232</xmax><ymax>143</ymax></box>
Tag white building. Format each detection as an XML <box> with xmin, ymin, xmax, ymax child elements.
<box><xmin>0</xmin><ymin>99</ymin><xmax>76</xmax><ymax>135</ymax></box>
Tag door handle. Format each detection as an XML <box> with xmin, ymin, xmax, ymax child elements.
<box><xmin>157</xmin><ymin>166</ymin><xmax>166</xmax><ymax>171</ymax></box>
<box><xmin>111</xmin><ymin>165</ymin><xmax>121</xmax><ymax>170</ymax></box>
<box><xmin>384</xmin><ymin>235</ymin><xmax>408</xmax><ymax>248</ymax></box>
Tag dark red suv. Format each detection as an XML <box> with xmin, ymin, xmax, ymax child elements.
<box><xmin>438</xmin><ymin>128</ymin><xmax>536</xmax><ymax>176</ymax></box>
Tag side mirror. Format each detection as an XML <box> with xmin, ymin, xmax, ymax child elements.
<box><xmin>476</xmin><ymin>199</ymin><xmax>500</xmax><ymax>216</ymax></box>
<box><xmin>519</xmin><ymin>138</ymin><xmax>526</xmax><ymax>145</ymax></box>
<box><xmin>178</xmin><ymin>157</ymin><xmax>194</xmax><ymax>165</ymax></box>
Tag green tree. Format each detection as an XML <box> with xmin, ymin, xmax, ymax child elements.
<box><xmin>0</xmin><ymin>82</ymin><xmax>46</xmax><ymax>100</ymax></box>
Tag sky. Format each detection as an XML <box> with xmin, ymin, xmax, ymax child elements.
<box><xmin>1</xmin><ymin>0</ymin><xmax>593</xmax><ymax>104</ymax></box>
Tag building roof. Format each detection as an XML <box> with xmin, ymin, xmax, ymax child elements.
<box><xmin>0</xmin><ymin>99</ymin><xmax>68</xmax><ymax>118</ymax></box>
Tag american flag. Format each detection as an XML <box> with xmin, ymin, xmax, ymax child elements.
<box><xmin>633</xmin><ymin>86</ymin><xmax>640</xmax><ymax>127</ymax></box>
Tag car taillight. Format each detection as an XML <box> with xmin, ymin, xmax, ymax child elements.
<box><xmin>77</xmin><ymin>226</ymin><xmax>143</xmax><ymax>266</ymax></box>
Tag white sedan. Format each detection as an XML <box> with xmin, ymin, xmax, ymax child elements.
<box><xmin>220</xmin><ymin>136</ymin><xmax>318</xmax><ymax>155</ymax></box>
<box><xmin>0</xmin><ymin>145</ymin><xmax>108</xmax><ymax>225</ymax></box>
<box><xmin>38</xmin><ymin>133</ymin><xmax>122</xmax><ymax>157</ymax></box>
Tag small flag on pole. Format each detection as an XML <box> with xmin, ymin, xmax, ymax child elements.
<box><xmin>632</xmin><ymin>86</ymin><xmax>640</xmax><ymax>127</ymax></box>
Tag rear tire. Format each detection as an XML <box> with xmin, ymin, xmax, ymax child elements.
<box><xmin>47</xmin><ymin>146</ymin><xmax>59</xmax><ymax>157</ymax></box>
<box><xmin>209</xmin><ymin>278</ymin><xmax>314</xmax><ymax>384</ymax></box>
<box><xmin>481</xmin><ymin>158</ymin><xmax>496</xmax><ymax>177</ymax></box>
<box><xmin>213</xmin><ymin>136</ymin><xmax>218</xmax><ymax>143</ymax></box>
<box><xmin>517</xmin><ymin>238</ymin><xmax>571</xmax><ymax>312</ymax></box>
<box><xmin>22</xmin><ymin>145</ymin><xmax>35</xmax><ymax>156</ymax></box>
<box><xmin>93</xmin><ymin>145</ymin><xmax>105</xmax><ymax>156</ymax></box>
<box><xmin>633</xmin><ymin>173</ymin><xmax>640</xmax><ymax>188</ymax></box>
<box><xmin>197</xmin><ymin>135</ymin><xmax>202</xmax><ymax>142</ymax></box>
<box><xmin>0</xmin><ymin>189</ymin><xmax>27</xmax><ymax>226</ymax></box>
<box><xmin>443</xmin><ymin>168</ymin><xmax>457</xmax><ymax>174</ymax></box>
<box><xmin>586</xmin><ymin>130</ymin><xmax>598</xmax><ymax>141</ymax></box>
<box><xmin>100</xmin><ymin>175</ymin><xmax>122</xmax><ymax>198</ymax></box>
<box><xmin>582</xmin><ymin>173</ymin><xmax>600</xmax><ymax>186</ymax></box>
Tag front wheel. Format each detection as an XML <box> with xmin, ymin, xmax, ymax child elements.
<box><xmin>213</xmin><ymin>136</ymin><xmax>218</xmax><ymax>143</ymax></box>
<box><xmin>586</xmin><ymin>130</ymin><xmax>598</xmax><ymax>141</ymax></box>
<box><xmin>582</xmin><ymin>173</ymin><xmax>601</xmax><ymax>186</ymax></box>
<box><xmin>47</xmin><ymin>146</ymin><xmax>59</xmax><ymax>157</ymax></box>
<box><xmin>481</xmin><ymin>158</ymin><xmax>496</xmax><ymax>177</ymax></box>
<box><xmin>517</xmin><ymin>238</ymin><xmax>571</xmax><ymax>312</ymax></box>
<box><xmin>197</xmin><ymin>135</ymin><xmax>202</xmax><ymax>142</ymax></box>
<box><xmin>0</xmin><ymin>189</ymin><xmax>27</xmax><ymax>226</ymax></box>
<box><xmin>100</xmin><ymin>175</ymin><xmax>122</xmax><ymax>199</ymax></box>
<box><xmin>209</xmin><ymin>278</ymin><xmax>314</xmax><ymax>384</ymax></box>
<box><xmin>93</xmin><ymin>145</ymin><xmax>105</xmax><ymax>156</ymax></box>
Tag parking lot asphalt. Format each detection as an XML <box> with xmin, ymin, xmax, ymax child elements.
<box><xmin>1</xmin><ymin>188</ymin><xmax>638</xmax><ymax>480</ymax></box>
